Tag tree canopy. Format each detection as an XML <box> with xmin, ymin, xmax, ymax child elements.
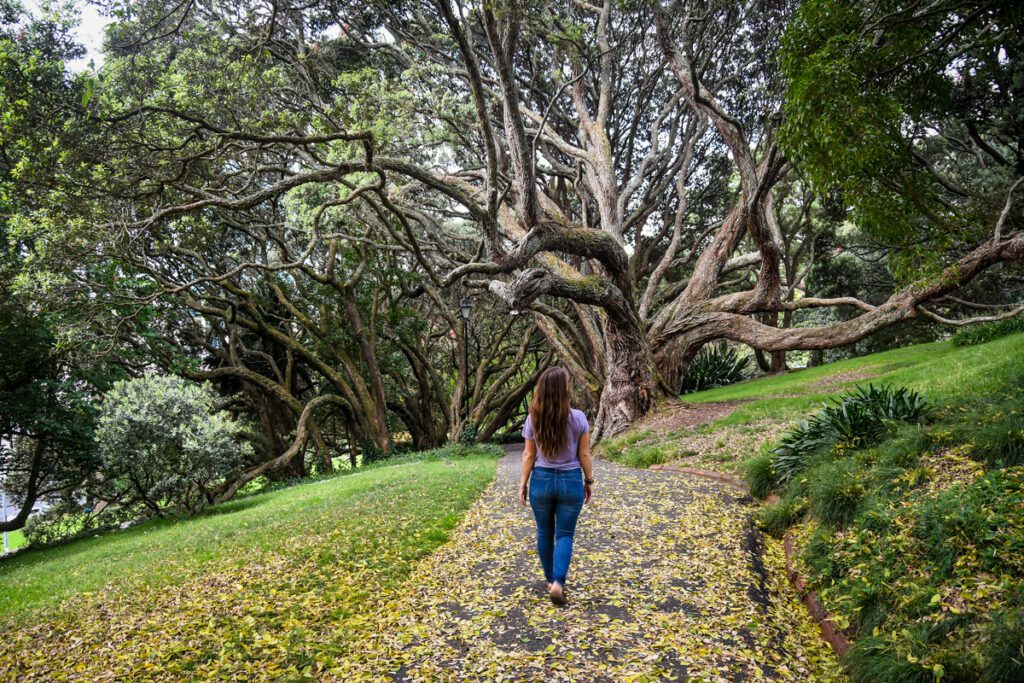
<box><xmin>1</xmin><ymin>0</ymin><xmax>1021</xmax><ymax>525</ymax></box>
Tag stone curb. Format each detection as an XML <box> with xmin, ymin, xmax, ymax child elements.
<box><xmin>649</xmin><ymin>463</ymin><xmax>852</xmax><ymax>656</ymax></box>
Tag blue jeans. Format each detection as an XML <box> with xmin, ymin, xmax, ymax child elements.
<box><xmin>528</xmin><ymin>466</ymin><xmax>584</xmax><ymax>585</ymax></box>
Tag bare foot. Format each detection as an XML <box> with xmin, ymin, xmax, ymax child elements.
<box><xmin>549</xmin><ymin>581</ymin><xmax>567</xmax><ymax>606</ymax></box>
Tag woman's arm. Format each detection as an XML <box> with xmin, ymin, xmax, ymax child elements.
<box><xmin>519</xmin><ymin>439</ymin><xmax>537</xmax><ymax>506</ymax></box>
<box><xmin>578</xmin><ymin>432</ymin><xmax>594</xmax><ymax>503</ymax></box>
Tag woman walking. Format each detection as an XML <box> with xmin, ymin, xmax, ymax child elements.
<box><xmin>518</xmin><ymin>367</ymin><xmax>594</xmax><ymax>605</ymax></box>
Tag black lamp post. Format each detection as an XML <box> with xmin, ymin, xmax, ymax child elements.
<box><xmin>459</xmin><ymin>297</ymin><xmax>472</xmax><ymax>374</ymax></box>
<box><xmin>458</xmin><ymin>298</ymin><xmax>472</xmax><ymax>427</ymax></box>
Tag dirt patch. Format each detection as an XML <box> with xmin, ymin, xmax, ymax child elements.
<box><xmin>632</xmin><ymin>398</ymin><xmax>745</xmax><ymax>433</ymax></box>
<box><xmin>660</xmin><ymin>419</ymin><xmax>792</xmax><ymax>473</ymax></box>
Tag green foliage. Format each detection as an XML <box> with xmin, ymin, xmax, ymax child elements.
<box><xmin>744</xmin><ymin>452</ymin><xmax>776</xmax><ymax>500</ymax></box>
<box><xmin>770</xmin><ymin>384</ymin><xmax>930</xmax><ymax>487</ymax></box>
<box><xmin>21</xmin><ymin>500</ymin><xmax>133</xmax><ymax>548</ymax></box>
<box><xmin>96</xmin><ymin>374</ymin><xmax>252</xmax><ymax>516</ymax></box>
<box><xmin>779</xmin><ymin>0</ymin><xmax>1021</xmax><ymax>271</ymax></box>
<box><xmin>984</xmin><ymin>606</ymin><xmax>1024</xmax><ymax>683</ymax></box>
<box><xmin>771</xmin><ymin>418</ymin><xmax>834</xmax><ymax>485</ymax></box>
<box><xmin>786</xmin><ymin>363</ymin><xmax>1024</xmax><ymax>681</ymax></box>
<box><xmin>755</xmin><ymin>495</ymin><xmax>806</xmax><ymax>539</ymax></box>
<box><xmin>952</xmin><ymin>317</ymin><xmax>1024</xmax><ymax>347</ymax></box>
<box><xmin>458</xmin><ymin>420</ymin><xmax>478</xmax><ymax>445</ymax></box>
<box><xmin>598</xmin><ymin>429</ymin><xmax>675</xmax><ymax>469</ymax></box>
<box><xmin>808</xmin><ymin>459</ymin><xmax>865</xmax><ymax>527</ymax></box>
<box><xmin>680</xmin><ymin>347</ymin><xmax>750</xmax><ymax>395</ymax></box>
<box><xmin>818</xmin><ymin>467</ymin><xmax>1024</xmax><ymax>683</ymax></box>
<box><xmin>970</xmin><ymin>421</ymin><xmax>1024</xmax><ymax>469</ymax></box>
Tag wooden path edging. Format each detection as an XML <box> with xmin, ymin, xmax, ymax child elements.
<box><xmin>649</xmin><ymin>463</ymin><xmax>852</xmax><ymax>656</ymax></box>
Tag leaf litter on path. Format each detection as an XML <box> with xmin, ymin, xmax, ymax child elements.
<box><xmin>333</xmin><ymin>451</ymin><xmax>844</xmax><ymax>682</ymax></box>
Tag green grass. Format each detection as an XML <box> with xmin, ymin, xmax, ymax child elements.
<box><xmin>603</xmin><ymin>335</ymin><xmax>1024</xmax><ymax>474</ymax></box>
<box><xmin>0</xmin><ymin>448</ymin><xmax>499</xmax><ymax>622</ymax></box>
<box><xmin>3</xmin><ymin>529</ymin><xmax>26</xmax><ymax>552</ymax></box>
<box><xmin>737</xmin><ymin>334</ymin><xmax>1024</xmax><ymax>682</ymax></box>
<box><xmin>683</xmin><ymin>334</ymin><xmax>1024</xmax><ymax>426</ymax></box>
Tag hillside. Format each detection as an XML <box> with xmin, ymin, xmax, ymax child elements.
<box><xmin>601</xmin><ymin>333</ymin><xmax>1024</xmax><ymax>682</ymax></box>
<box><xmin>0</xmin><ymin>449</ymin><xmax>499</xmax><ymax>679</ymax></box>
<box><xmin>601</xmin><ymin>335</ymin><xmax>1024</xmax><ymax>474</ymax></box>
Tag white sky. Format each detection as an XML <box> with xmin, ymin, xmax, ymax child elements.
<box><xmin>25</xmin><ymin>0</ymin><xmax>109</xmax><ymax>71</ymax></box>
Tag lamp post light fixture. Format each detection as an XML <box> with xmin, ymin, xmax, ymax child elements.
<box><xmin>458</xmin><ymin>298</ymin><xmax>472</xmax><ymax>431</ymax></box>
<box><xmin>458</xmin><ymin>297</ymin><xmax>472</xmax><ymax>370</ymax></box>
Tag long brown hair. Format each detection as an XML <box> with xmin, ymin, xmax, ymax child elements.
<box><xmin>530</xmin><ymin>367</ymin><xmax>571</xmax><ymax>456</ymax></box>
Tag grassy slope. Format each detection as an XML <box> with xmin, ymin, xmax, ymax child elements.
<box><xmin>607</xmin><ymin>333</ymin><xmax>1024</xmax><ymax>683</ymax></box>
<box><xmin>0</xmin><ymin>450</ymin><xmax>498</xmax><ymax>621</ymax></box>
<box><xmin>2</xmin><ymin>529</ymin><xmax>25</xmax><ymax>552</ymax></box>
<box><xmin>600</xmin><ymin>335</ymin><xmax>1024</xmax><ymax>473</ymax></box>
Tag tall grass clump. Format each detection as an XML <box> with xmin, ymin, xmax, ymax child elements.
<box><xmin>952</xmin><ymin>317</ymin><xmax>1024</xmax><ymax>347</ymax></box>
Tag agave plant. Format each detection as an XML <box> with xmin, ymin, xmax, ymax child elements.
<box><xmin>680</xmin><ymin>347</ymin><xmax>750</xmax><ymax>394</ymax></box>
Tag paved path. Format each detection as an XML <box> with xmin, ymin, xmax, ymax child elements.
<box><xmin>337</xmin><ymin>448</ymin><xmax>841</xmax><ymax>682</ymax></box>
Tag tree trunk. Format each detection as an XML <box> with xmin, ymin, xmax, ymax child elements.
<box><xmin>592</xmin><ymin>315</ymin><xmax>659</xmax><ymax>439</ymax></box>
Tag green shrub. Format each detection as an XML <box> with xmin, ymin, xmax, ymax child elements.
<box><xmin>971</xmin><ymin>421</ymin><xmax>1024</xmax><ymax>468</ymax></box>
<box><xmin>845</xmin><ymin>631</ymin><xmax>940</xmax><ymax>683</ymax></box>
<box><xmin>771</xmin><ymin>418</ymin><xmax>833</xmax><ymax>485</ymax></box>
<box><xmin>96</xmin><ymin>374</ymin><xmax>252</xmax><ymax>516</ymax></box>
<box><xmin>839</xmin><ymin>384</ymin><xmax>931</xmax><ymax>424</ymax></box>
<box><xmin>770</xmin><ymin>384</ymin><xmax>930</xmax><ymax>487</ymax></box>
<box><xmin>808</xmin><ymin>459</ymin><xmax>866</xmax><ymax>527</ymax></box>
<box><xmin>984</xmin><ymin>605</ymin><xmax>1024</xmax><ymax>683</ymax></box>
<box><xmin>458</xmin><ymin>421</ymin><xmax>479</xmax><ymax>445</ymax></box>
<box><xmin>680</xmin><ymin>346</ymin><xmax>750</xmax><ymax>394</ymax></box>
<box><xmin>744</xmin><ymin>452</ymin><xmax>776</xmax><ymax>499</ymax></box>
<box><xmin>22</xmin><ymin>499</ymin><xmax>135</xmax><ymax>548</ymax></box>
<box><xmin>755</xmin><ymin>496</ymin><xmax>805</xmax><ymax>537</ymax></box>
<box><xmin>952</xmin><ymin>317</ymin><xmax>1024</xmax><ymax>347</ymax></box>
<box><xmin>615</xmin><ymin>445</ymin><xmax>670</xmax><ymax>469</ymax></box>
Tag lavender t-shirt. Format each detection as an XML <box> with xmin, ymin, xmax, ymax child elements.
<box><xmin>522</xmin><ymin>409</ymin><xmax>590</xmax><ymax>470</ymax></box>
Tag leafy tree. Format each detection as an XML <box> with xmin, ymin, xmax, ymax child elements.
<box><xmin>66</xmin><ymin>0</ymin><xmax>1023</xmax><ymax>441</ymax></box>
<box><xmin>95</xmin><ymin>374</ymin><xmax>252</xmax><ymax>515</ymax></box>
<box><xmin>0</xmin><ymin>0</ymin><xmax>112</xmax><ymax>533</ymax></box>
<box><xmin>781</xmin><ymin>0</ymin><xmax>1024</xmax><ymax>273</ymax></box>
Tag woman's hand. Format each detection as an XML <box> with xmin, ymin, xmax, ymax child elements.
<box><xmin>584</xmin><ymin>482</ymin><xmax>593</xmax><ymax>503</ymax></box>
<box><xmin>518</xmin><ymin>483</ymin><xmax>529</xmax><ymax>507</ymax></box>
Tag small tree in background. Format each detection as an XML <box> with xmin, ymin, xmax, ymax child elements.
<box><xmin>96</xmin><ymin>375</ymin><xmax>251</xmax><ymax>516</ymax></box>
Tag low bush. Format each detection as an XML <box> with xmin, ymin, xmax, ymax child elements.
<box><xmin>769</xmin><ymin>384</ymin><xmax>930</xmax><ymax>487</ymax></box>
<box><xmin>744</xmin><ymin>452</ymin><xmax>776</xmax><ymax>499</ymax></box>
<box><xmin>970</xmin><ymin>421</ymin><xmax>1024</xmax><ymax>468</ymax></box>
<box><xmin>771</xmin><ymin>418</ymin><xmax>833</xmax><ymax>485</ymax></box>
<box><xmin>755</xmin><ymin>495</ymin><xmax>805</xmax><ymax>538</ymax></box>
<box><xmin>952</xmin><ymin>316</ymin><xmax>1024</xmax><ymax>347</ymax></box>
<box><xmin>808</xmin><ymin>459</ymin><xmax>866</xmax><ymax>527</ymax></box>
<box><xmin>611</xmin><ymin>444</ymin><xmax>671</xmax><ymax>469</ymax></box>
<box><xmin>680</xmin><ymin>346</ymin><xmax>750</xmax><ymax>394</ymax></box>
